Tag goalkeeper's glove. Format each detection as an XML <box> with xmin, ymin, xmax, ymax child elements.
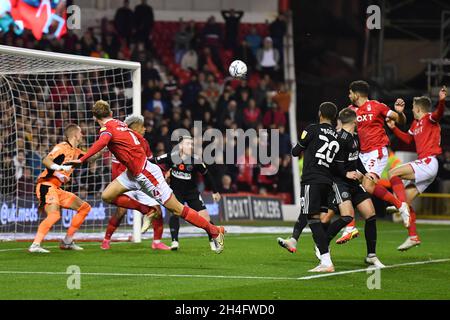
<box><xmin>50</xmin><ymin>164</ymin><xmax>72</xmax><ymax>172</ymax></box>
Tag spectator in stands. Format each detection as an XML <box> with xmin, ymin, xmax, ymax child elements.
<box><xmin>218</xmin><ymin>174</ymin><xmax>237</xmax><ymax>194</ymax></box>
<box><xmin>0</xmin><ymin>155</ymin><xmax>15</xmax><ymax>196</ymax></box>
<box><xmin>277</xmin><ymin>155</ymin><xmax>294</xmax><ymax>198</ymax></box>
<box><xmin>236</xmin><ymin>147</ymin><xmax>257</xmax><ymax>192</ymax></box>
<box><xmin>253</xmin><ymin>78</ymin><xmax>269</xmax><ymax>110</ymax></box>
<box><xmin>219</xmin><ymin>100</ymin><xmax>243</xmax><ymax>130</ymax></box>
<box><xmin>174</xmin><ymin>22</ymin><xmax>194</xmax><ymax>64</ymax></box>
<box><xmin>257</xmin><ymin>163</ymin><xmax>277</xmax><ymax>192</ymax></box>
<box><xmin>142</xmin><ymin>60</ymin><xmax>161</xmax><ymax>83</ymax></box>
<box><xmin>245</xmin><ymin>26</ymin><xmax>262</xmax><ymax>56</ymax></box>
<box><xmin>272</xmin><ymin>83</ymin><xmax>291</xmax><ymax>113</ymax></box>
<box><xmin>199</xmin><ymin>46</ymin><xmax>224</xmax><ymax>76</ymax></box>
<box><xmin>440</xmin><ymin>150</ymin><xmax>450</xmax><ymax>193</ymax></box>
<box><xmin>80</xmin><ymin>29</ymin><xmax>97</xmax><ymax>56</ymax></box>
<box><xmin>81</xmin><ymin>162</ymin><xmax>103</xmax><ymax>197</ymax></box>
<box><xmin>27</xmin><ymin>140</ymin><xmax>43</xmax><ymax>180</ymax></box>
<box><xmin>102</xmin><ymin>33</ymin><xmax>120</xmax><ymax>59</ymax></box>
<box><xmin>181</xmin><ymin>49</ymin><xmax>198</xmax><ymax>71</ymax></box>
<box><xmin>237</xmin><ymin>89</ymin><xmax>251</xmax><ymax>110</ymax></box>
<box><xmin>13</xmin><ymin>150</ymin><xmax>26</xmax><ymax>180</ymax></box>
<box><xmin>221</xmin><ymin>9</ymin><xmax>244</xmax><ymax>51</ymax></box>
<box><xmin>164</xmin><ymin>74</ymin><xmax>178</xmax><ymax>96</ymax></box>
<box><xmin>256</xmin><ymin>37</ymin><xmax>280</xmax><ymax>81</ymax></box>
<box><xmin>182</xmin><ymin>74</ymin><xmax>202</xmax><ymax>107</ymax></box>
<box><xmin>18</xmin><ymin>168</ymin><xmax>34</xmax><ymax>199</ymax></box>
<box><xmin>170</xmin><ymin>92</ymin><xmax>183</xmax><ymax>110</ymax></box>
<box><xmin>236</xmin><ymin>40</ymin><xmax>257</xmax><ymax>71</ymax></box>
<box><xmin>217</xmin><ymin>85</ymin><xmax>234</xmax><ymax>113</ymax></box>
<box><xmin>134</xmin><ymin>0</ymin><xmax>154</xmax><ymax>43</ymax></box>
<box><xmin>145</xmin><ymin>91</ymin><xmax>169</xmax><ymax>114</ymax></box>
<box><xmin>192</xmin><ymin>94</ymin><xmax>213</xmax><ymax>121</ymax></box>
<box><xmin>114</xmin><ymin>0</ymin><xmax>134</xmax><ymax>44</ymax></box>
<box><xmin>263</xmin><ymin>102</ymin><xmax>286</xmax><ymax>129</ymax></box>
<box><xmin>201</xmin><ymin>16</ymin><xmax>222</xmax><ymax>48</ymax></box>
<box><xmin>154</xmin><ymin>125</ymin><xmax>172</xmax><ymax>155</ymax></box>
<box><xmin>269</xmin><ymin>13</ymin><xmax>287</xmax><ymax>57</ymax></box>
<box><xmin>278</xmin><ymin>125</ymin><xmax>291</xmax><ymax>156</ymax></box>
<box><xmin>131</xmin><ymin>41</ymin><xmax>152</xmax><ymax>64</ymax></box>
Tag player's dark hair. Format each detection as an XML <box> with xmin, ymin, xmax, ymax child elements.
<box><xmin>92</xmin><ymin>100</ymin><xmax>111</xmax><ymax>120</ymax></box>
<box><xmin>413</xmin><ymin>96</ymin><xmax>432</xmax><ymax>112</ymax></box>
<box><xmin>349</xmin><ymin>80</ymin><xmax>370</xmax><ymax>97</ymax></box>
<box><xmin>338</xmin><ymin>108</ymin><xmax>357</xmax><ymax>124</ymax></box>
<box><xmin>64</xmin><ymin>123</ymin><xmax>80</xmax><ymax>139</ymax></box>
<box><xmin>319</xmin><ymin>102</ymin><xmax>337</xmax><ymax>121</ymax></box>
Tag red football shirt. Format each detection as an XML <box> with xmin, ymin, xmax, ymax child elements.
<box><xmin>407</xmin><ymin>114</ymin><xmax>442</xmax><ymax>159</ymax></box>
<box><xmin>81</xmin><ymin>119</ymin><xmax>147</xmax><ymax>176</ymax></box>
<box><xmin>350</xmin><ymin>100</ymin><xmax>394</xmax><ymax>153</ymax></box>
<box><xmin>111</xmin><ymin>131</ymin><xmax>152</xmax><ymax>180</ymax></box>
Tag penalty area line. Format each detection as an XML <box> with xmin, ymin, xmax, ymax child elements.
<box><xmin>298</xmin><ymin>258</ymin><xmax>450</xmax><ymax>280</ymax></box>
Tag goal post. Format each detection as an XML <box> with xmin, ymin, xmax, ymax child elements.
<box><xmin>0</xmin><ymin>45</ymin><xmax>142</xmax><ymax>243</ymax></box>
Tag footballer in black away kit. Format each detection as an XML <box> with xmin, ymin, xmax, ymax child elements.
<box><xmin>323</xmin><ymin>108</ymin><xmax>384</xmax><ymax>268</ymax></box>
<box><xmin>150</xmin><ymin>136</ymin><xmax>221</xmax><ymax>251</ymax></box>
<box><xmin>278</xmin><ymin>102</ymin><xmax>340</xmax><ymax>272</ymax></box>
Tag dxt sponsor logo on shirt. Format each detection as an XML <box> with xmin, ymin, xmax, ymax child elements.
<box><xmin>356</xmin><ymin>114</ymin><xmax>374</xmax><ymax>122</ymax></box>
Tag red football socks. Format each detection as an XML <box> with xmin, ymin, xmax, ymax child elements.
<box><xmin>152</xmin><ymin>215</ymin><xmax>164</xmax><ymax>241</ymax></box>
<box><xmin>181</xmin><ymin>206</ymin><xmax>218</xmax><ymax>237</ymax></box>
<box><xmin>104</xmin><ymin>215</ymin><xmax>124</xmax><ymax>240</ymax></box>
<box><xmin>373</xmin><ymin>184</ymin><xmax>402</xmax><ymax>209</ymax></box>
<box><xmin>390</xmin><ymin>176</ymin><xmax>407</xmax><ymax>203</ymax></box>
<box><xmin>112</xmin><ymin>195</ymin><xmax>151</xmax><ymax>215</ymax></box>
<box><xmin>408</xmin><ymin>206</ymin><xmax>418</xmax><ymax>237</ymax></box>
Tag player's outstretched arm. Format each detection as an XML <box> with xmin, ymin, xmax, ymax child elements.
<box><xmin>42</xmin><ymin>155</ymin><xmax>72</xmax><ymax>172</ymax></box>
<box><xmin>66</xmin><ymin>134</ymin><xmax>111</xmax><ymax>166</ymax></box>
<box><xmin>431</xmin><ymin>85</ymin><xmax>447</xmax><ymax>122</ymax></box>
<box><xmin>386</xmin><ymin>119</ymin><xmax>413</xmax><ymax>145</ymax></box>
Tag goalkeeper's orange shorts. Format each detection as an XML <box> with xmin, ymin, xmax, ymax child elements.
<box><xmin>36</xmin><ymin>182</ymin><xmax>77</xmax><ymax>209</ymax></box>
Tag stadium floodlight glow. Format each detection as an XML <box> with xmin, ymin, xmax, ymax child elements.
<box><xmin>0</xmin><ymin>45</ymin><xmax>142</xmax><ymax>243</ymax></box>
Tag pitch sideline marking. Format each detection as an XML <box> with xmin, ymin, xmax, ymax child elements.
<box><xmin>0</xmin><ymin>258</ymin><xmax>449</xmax><ymax>281</ymax></box>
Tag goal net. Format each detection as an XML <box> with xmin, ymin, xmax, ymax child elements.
<box><xmin>0</xmin><ymin>45</ymin><xmax>142</xmax><ymax>242</ymax></box>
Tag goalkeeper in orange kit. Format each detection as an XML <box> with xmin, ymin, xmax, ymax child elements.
<box><xmin>29</xmin><ymin>124</ymin><xmax>92</xmax><ymax>253</ymax></box>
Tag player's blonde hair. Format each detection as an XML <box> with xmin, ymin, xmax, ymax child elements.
<box><xmin>64</xmin><ymin>123</ymin><xmax>81</xmax><ymax>139</ymax></box>
<box><xmin>92</xmin><ymin>100</ymin><xmax>111</xmax><ymax>120</ymax></box>
<box><xmin>124</xmin><ymin>114</ymin><xmax>145</xmax><ymax>129</ymax></box>
<box><xmin>413</xmin><ymin>96</ymin><xmax>431</xmax><ymax>112</ymax></box>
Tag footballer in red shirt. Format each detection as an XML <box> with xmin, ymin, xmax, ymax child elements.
<box><xmin>336</xmin><ymin>80</ymin><xmax>411</xmax><ymax>244</ymax></box>
<box><xmin>101</xmin><ymin>114</ymin><xmax>170</xmax><ymax>251</ymax></box>
<box><xmin>66</xmin><ymin>100</ymin><xmax>225</xmax><ymax>254</ymax></box>
<box><xmin>387</xmin><ymin>86</ymin><xmax>447</xmax><ymax>251</ymax></box>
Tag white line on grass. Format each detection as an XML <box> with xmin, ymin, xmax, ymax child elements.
<box><xmin>298</xmin><ymin>258</ymin><xmax>450</xmax><ymax>280</ymax></box>
<box><xmin>0</xmin><ymin>258</ymin><xmax>449</xmax><ymax>281</ymax></box>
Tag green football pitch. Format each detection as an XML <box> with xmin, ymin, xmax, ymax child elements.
<box><xmin>1</xmin><ymin>221</ymin><xmax>450</xmax><ymax>300</ymax></box>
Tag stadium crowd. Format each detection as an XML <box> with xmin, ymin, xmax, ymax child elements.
<box><xmin>0</xmin><ymin>0</ymin><xmax>296</xmax><ymax>203</ymax></box>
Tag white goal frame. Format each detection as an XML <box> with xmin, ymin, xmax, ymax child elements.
<box><xmin>0</xmin><ymin>45</ymin><xmax>142</xmax><ymax>243</ymax></box>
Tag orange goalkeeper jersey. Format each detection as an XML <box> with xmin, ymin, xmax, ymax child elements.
<box><xmin>37</xmin><ymin>141</ymin><xmax>84</xmax><ymax>188</ymax></box>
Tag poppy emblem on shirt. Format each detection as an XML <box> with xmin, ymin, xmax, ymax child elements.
<box><xmin>179</xmin><ymin>164</ymin><xmax>185</xmax><ymax>171</ymax></box>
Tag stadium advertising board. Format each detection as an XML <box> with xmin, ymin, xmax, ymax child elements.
<box><xmin>222</xmin><ymin>194</ymin><xmax>283</xmax><ymax>221</ymax></box>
